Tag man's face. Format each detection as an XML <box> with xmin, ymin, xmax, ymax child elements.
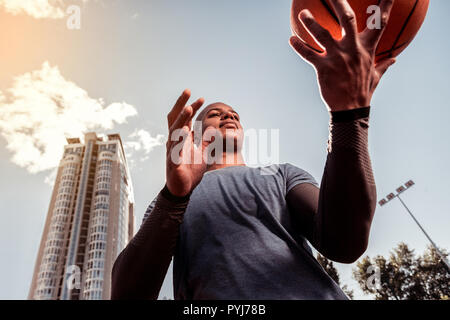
<box><xmin>197</xmin><ymin>102</ymin><xmax>244</xmax><ymax>151</ymax></box>
<box><xmin>197</xmin><ymin>102</ymin><xmax>244</xmax><ymax>150</ymax></box>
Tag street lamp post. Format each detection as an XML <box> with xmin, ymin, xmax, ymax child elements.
<box><xmin>378</xmin><ymin>180</ymin><xmax>450</xmax><ymax>272</ymax></box>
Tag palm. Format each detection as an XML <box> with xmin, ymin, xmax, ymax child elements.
<box><xmin>165</xmin><ymin>89</ymin><xmax>207</xmax><ymax>197</ymax></box>
<box><xmin>167</xmin><ymin>131</ymin><xmax>207</xmax><ymax>197</ymax></box>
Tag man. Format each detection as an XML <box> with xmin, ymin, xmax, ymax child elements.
<box><xmin>112</xmin><ymin>0</ymin><xmax>396</xmax><ymax>300</ymax></box>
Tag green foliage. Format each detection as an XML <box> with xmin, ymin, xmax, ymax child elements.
<box><xmin>316</xmin><ymin>253</ymin><xmax>354</xmax><ymax>299</ymax></box>
<box><xmin>353</xmin><ymin>243</ymin><xmax>450</xmax><ymax>300</ymax></box>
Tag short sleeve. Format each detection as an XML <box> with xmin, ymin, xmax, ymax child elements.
<box><xmin>283</xmin><ymin>163</ymin><xmax>319</xmax><ymax>194</ymax></box>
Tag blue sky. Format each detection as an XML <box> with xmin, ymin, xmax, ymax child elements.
<box><xmin>0</xmin><ymin>0</ymin><xmax>448</xmax><ymax>299</ymax></box>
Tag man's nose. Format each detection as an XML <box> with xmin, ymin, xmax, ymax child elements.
<box><xmin>222</xmin><ymin>111</ymin><xmax>236</xmax><ymax>120</ymax></box>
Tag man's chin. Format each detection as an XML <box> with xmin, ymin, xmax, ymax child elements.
<box><xmin>221</xmin><ymin>128</ymin><xmax>242</xmax><ymax>137</ymax></box>
<box><xmin>222</xmin><ymin>133</ymin><xmax>244</xmax><ymax>152</ymax></box>
<box><xmin>223</xmin><ymin>131</ymin><xmax>243</xmax><ymax>143</ymax></box>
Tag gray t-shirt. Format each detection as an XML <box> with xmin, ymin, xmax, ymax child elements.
<box><xmin>143</xmin><ymin>164</ymin><xmax>348</xmax><ymax>300</ymax></box>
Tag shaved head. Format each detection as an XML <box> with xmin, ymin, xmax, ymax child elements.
<box><xmin>195</xmin><ymin>102</ymin><xmax>233</xmax><ymax>122</ymax></box>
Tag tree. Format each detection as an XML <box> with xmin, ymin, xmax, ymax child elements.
<box><xmin>353</xmin><ymin>243</ymin><xmax>450</xmax><ymax>300</ymax></box>
<box><xmin>316</xmin><ymin>254</ymin><xmax>354</xmax><ymax>299</ymax></box>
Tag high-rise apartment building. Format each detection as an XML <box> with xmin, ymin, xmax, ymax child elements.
<box><xmin>28</xmin><ymin>132</ymin><xmax>135</xmax><ymax>300</ymax></box>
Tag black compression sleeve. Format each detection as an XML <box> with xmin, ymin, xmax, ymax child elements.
<box><xmin>315</xmin><ymin>106</ymin><xmax>377</xmax><ymax>261</ymax></box>
<box><xmin>287</xmin><ymin>107</ymin><xmax>377</xmax><ymax>263</ymax></box>
<box><xmin>111</xmin><ymin>187</ymin><xmax>189</xmax><ymax>300</ymax></box>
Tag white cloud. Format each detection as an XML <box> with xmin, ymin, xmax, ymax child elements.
<box><xmin>0</xmin><ymin>0</ymin><xmax>65</xmax><ymax>19</ymax></box>
<box><xmin>127</xmin><ymin>129</ymin><xmax>165</xmax><ymax>154</ymax></box>
<box><xmin>0</xmin><ymin>0</ymin><xmax>90</xmax><ymax>19</ymax></box>
<box><xmin>0</xmin><ymin>61</ymin><xmax>138</xmax><ymax>174</ymax></box>
<box><xmin>44</xmin><ymin>168</ymin><xmax>58</xmax><ymax>186</ymax></box>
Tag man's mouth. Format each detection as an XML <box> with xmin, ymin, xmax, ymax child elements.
<box><xmin>220</xmin><ymin>122</ymin><xmax>238</xmax><ymax>129</ymax></box>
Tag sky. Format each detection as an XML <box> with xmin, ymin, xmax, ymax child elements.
<box><xmin>0</xmin><ymin>0</ymin><xmax>448</xmax><ymax>300</ymax></box>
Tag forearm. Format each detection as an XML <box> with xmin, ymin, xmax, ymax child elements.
<box><xmin>289</xmin><ymin>0</ymin><xmax>396</xmax><ymax>263</ymax></box>
<box><xmin>111</xmin><ymin>186</ymin><xmax>190</xmax><ymax>299</ymax></box>
<box><xmin>315</xmin><ymin>107</ymin><xmax>377</xmax><ymax>263</ymax></box>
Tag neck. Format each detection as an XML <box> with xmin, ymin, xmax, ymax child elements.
<box><xmin>206</xmin><ymin>152</ymin><xmax>246</xmax><ymax>172</ymax></box>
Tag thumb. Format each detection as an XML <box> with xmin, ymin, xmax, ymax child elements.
<box><xmin>376</xmin><ymin>58</ymin><xmax>396</xmax><ymax>77</ymax></box>
<box><xmin>289</xmin><ymin>36</ymin><xmax>321</xmax><ymax>66</ymax></box>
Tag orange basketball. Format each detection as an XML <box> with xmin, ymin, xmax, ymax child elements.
<box><xmin>290</xmin><ymin>0</ymin><xmax>430</xmax><ymax>61</ymax></box>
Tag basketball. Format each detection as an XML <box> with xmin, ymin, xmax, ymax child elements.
<box><xmin>290</xmin><ymin>0</ymin><xmax>430</xmax><ymax>61</ymax></box>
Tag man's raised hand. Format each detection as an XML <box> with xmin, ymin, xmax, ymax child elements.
<box><xmin>290</xmin><ymin>0</ymin><xmax>396</xmax><ymax>112</ymax></box>
<box><xmin>166</xmin><ymin>89</ymin><xmax>207</xmax><ymax>197</ymax></box>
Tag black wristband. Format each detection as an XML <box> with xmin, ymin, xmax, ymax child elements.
<box><xmin>330</xmin><ymin>106</ymin><xmax>370</xmax><ymax>123</ymax></box>
<box><xmin>161</xmin><ymin>184</ymin><xmax>191</xmax><ymax>204</ymax></box>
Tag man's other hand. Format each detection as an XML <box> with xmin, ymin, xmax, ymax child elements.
<box><xmin>290</xmin><ymin>0</ymin><xmax>396</xmax><ymax>112</ymax></box>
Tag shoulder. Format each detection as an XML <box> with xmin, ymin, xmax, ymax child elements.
<box><xmin>278</xmin><ymin>163</ymin><xmax>319</xmax><ymax>193</ymax></box>
<box><xmin>278</xmin><ymin>163</ymin><xmax>312</xmax><ymax>177</ymax></box>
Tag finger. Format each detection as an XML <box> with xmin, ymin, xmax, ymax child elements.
<box><xmin>375</xmin><ymin>57</ymin><xmax>396</xmax><ymax>77</ymax></box>
<box><xmin>290</xmin><ymin>36</ymin><xmax>322</xmax><ymax>66</ymax></box>
<box><xmin>167</xmin><ymin>89</ymin><xmax>191</xmax><ymax>129</ymax></box>
<box><xmin>299</xmin><ymin>10</ymin><xmax>335</xmax><ymax>50</ymax></box>
<box><xmin>362</xmin><ymin>0</ymin><xmax>395</xmax><ymax>49</ymax></box>
<box><xmin>187</xmin><ymin>97</ymin><xmax>205</xmax><ymax>129</ymax></box>
<box><xmin>190</xmin><ymin>97</ymin><xmax>205</xmax><ymax>119</ymax></box>
<box><xmin>330</xmin><ymin>0</ymin><xmax>357</xmax><ymax>42</ymax></box>
<box><xmin>169</xmin><ymin>105</ymin><xmax>193</xmax><ymax>134</ymax></box>
<box><xmin>167</xmin><ymin>110</ymin><xmax>192</xmax><ymax>155</ymax></box>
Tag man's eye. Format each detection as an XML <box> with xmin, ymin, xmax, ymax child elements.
<box><xmin>209</xmin><ymin>113</ymin><xmax>220</xmax><ymax>117</ymax></box>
